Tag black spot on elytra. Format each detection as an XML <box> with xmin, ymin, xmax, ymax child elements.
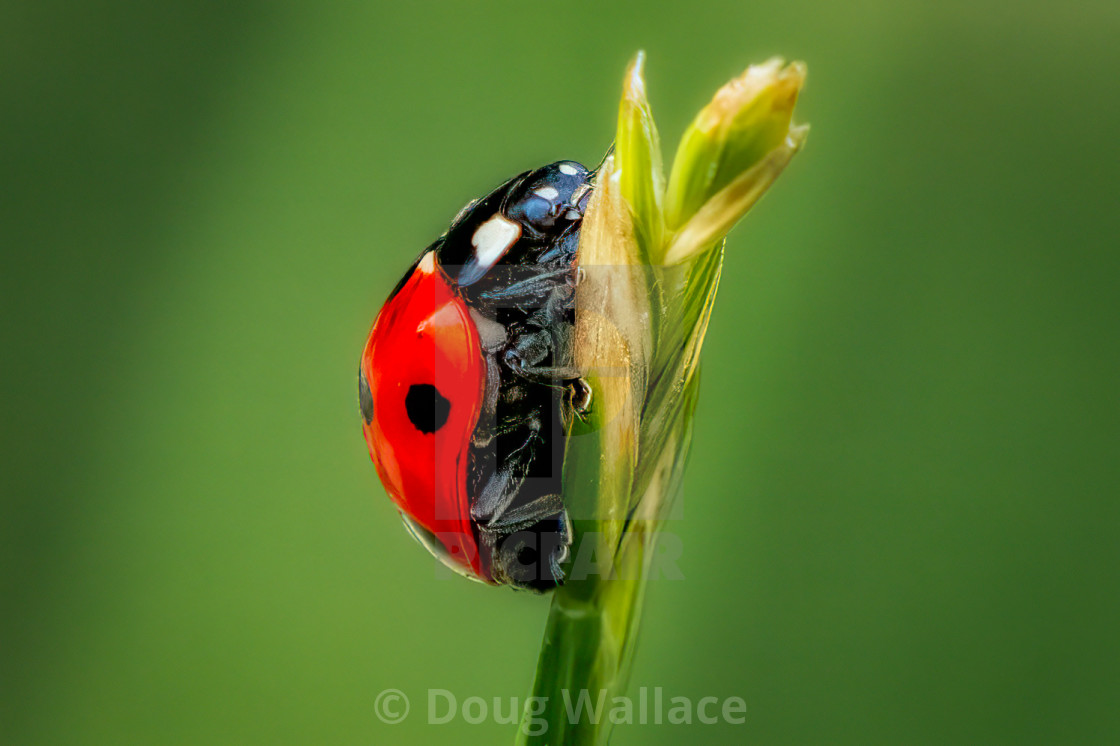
<box><xmin>358</xmin><ymin>366</ymin><xmax>374</xmax><ymax>424</ymax></box>
<box><xmin>405</xmin><ymin>383</ymin><xmax>451</xmax><ymax>434</ymax></box>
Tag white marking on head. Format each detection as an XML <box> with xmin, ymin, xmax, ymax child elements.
<box><xmin>471</xmin><ymin>214</ymin><xmax>522</xmax><ymax>270</ymax></box>
<box><xmin>417</xmin><ymin>250</ymin><xmax>436</xmax><ymax>274</ymax></box>
<box><xmin>558</xmin><ymin>163</ymin><xmax>579</xmax><ymax>176</ymax></box>
<box><xmin>534</xmin><ymin>186</ymin><xmax>560</xmax><ymax>201</ymax></box>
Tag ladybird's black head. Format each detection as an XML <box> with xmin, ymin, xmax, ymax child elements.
<box><xmin>503</xmin><ymin>161</ymin><xmax>591</xmax><ymax>238</ymax></box>
<box><xmin>437</xmin><ymin>160</ymin><xmax>590</xmax><ymax>289</ymax></box>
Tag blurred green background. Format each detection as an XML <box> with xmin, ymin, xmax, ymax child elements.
<box><xmin>3</xmin><ymin>1</ymin><xmax>1118</xmax><ymax>743</ymax></box>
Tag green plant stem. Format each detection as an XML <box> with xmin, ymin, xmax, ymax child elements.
<box><xmin>515</xmin><ymin>52</ymin><xmax>805</xmax><ymax>745</ymax></box>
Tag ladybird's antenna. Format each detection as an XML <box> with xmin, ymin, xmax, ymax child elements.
<box><xmin>590</xmin><ymin>144</ymin><xmax>615</xmax><ymax>177</ymax></box>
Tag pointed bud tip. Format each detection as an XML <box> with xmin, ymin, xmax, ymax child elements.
<box><xmin>624</xmin><ymin>51</ymin><xmax>648</xmax><ymax>100</ymax></box>
<box><xmin>701</xmin><ymin>58</ymin><xmax>807</xmax><ymax>129</ymax></box>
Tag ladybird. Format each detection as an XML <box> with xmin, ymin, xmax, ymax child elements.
<box><xmin>359</xmin><ymin>160</ymin><xmax>593</xmax><ymax>591</ymax></box>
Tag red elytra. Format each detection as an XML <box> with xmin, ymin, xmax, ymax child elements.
<box><xmin>359</xmin><ymin>251</ymin><xmax>486</xmax><ymax>577</ymax></box>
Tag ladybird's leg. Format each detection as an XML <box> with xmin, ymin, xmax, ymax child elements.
<box><xmin>535</xmin><ymin>230</ymin><xmax>581</xmax><ymax>266</ymax></box>
<box><xmin>483</xmin><ymin>492</ymin><xmax>565</xmax><ymax>533</ymax></box>
<box><xmin>503</xmin><ymin>329</ymin><xmax>582</xmax><ymax>384</ymax></box>
<box><xmin>472</xmin><ymin>396</ymin><xmax>563</xmax><ymax>532</ymax></box>
<box><xmin>470</xmin><ymin>412</ymin><xmax>543</xmax><ymax>526</ymax></box>
<box><xmin>477</xmin><ymin>267</ymin><xmax>574</xmax><ymax>304</ymax></box>
<box><xmin>471</xmin><ymin>386</ymin><xmax>572</xmax><ymax>587</ymax></box>
<box><xmin>506</xmin><ymin>360</ymin><xmax>583</xmax><ymax>384</ymax></box>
